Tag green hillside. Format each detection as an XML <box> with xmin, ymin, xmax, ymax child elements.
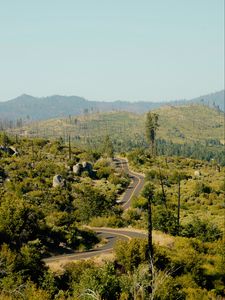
<box><xmin>157</xmin><ymin>105</ymin><xmax>224</xmax><ymax>144</ymax></box>
<box><xmin>11</xmin><ymin>105</ymin><xmax>224</xmax><ymax>148</ymax></box>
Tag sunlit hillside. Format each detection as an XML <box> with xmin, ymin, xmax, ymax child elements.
<box><xmin>11</xmin><ymin>104</ymin><xmax>224</xmax><ymax>148</ymax></box>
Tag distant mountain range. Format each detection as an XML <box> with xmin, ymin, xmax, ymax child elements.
<box><xmin>0</xmin><ymin>90</ymin><xmax>224</xmax><ymax>121</ymax></box>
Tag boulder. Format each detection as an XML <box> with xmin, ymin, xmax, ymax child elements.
<box><xmin>72</xmin><ymin>162</ymin><xmax>94</xmax><ymax>177</ymax></box>
<box><xmin>82</xmin><ymin>161</ymin><xmax>93</xmax><ymax>173</ymax></box>
<box><xmin>53</xmin><ymin>174</ymin><xmax>65</xmax><ymax>188</ymax></box>
<box><xmin>73</xmin><ymin>163</ymin><xmax>83</xmax><ymax>175</ymax></box>
<box><xmin>194</xmin><ymin>170</ymin><xmax>201</xmax><ymax>177</ymax></box>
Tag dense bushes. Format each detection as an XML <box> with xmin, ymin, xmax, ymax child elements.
<box><xmin>0</xmin><ymin>135</ymin><xmax>131</xmax><ymax>298</ymax></box>
<box><xmin>0</xmin><ymin>197</ymin><xmax>45</xmax><ymax>248</ymax></box>
<box><xmin>181</xmin><ymin>217</ymin><xmax>222</xmax><ymax>242</ymax></box>
<box><xmin>0</xmin><ymin>133</ymin><xmax>224</xmax><ymax>298</ymax></box>
<box><xmin>152</xmin><ymin>206</ymin><xmax>178</xmax><ymax>235</ymax></box>
<box><xmin>73</xmin><ymin>183</ymin><xmax>117</xmax><ymax>222</ymax></box>
<box><xmin>115</xmin><ymin>238</ymin><xmax>148</xmax><ymax>272</ymax></box>
<box><xmin>194</xmin><ymin>182</ymin><xmax>212</xmax><ymax>195</ymax></box>
<box><xmin>156</xmin><ymin>139</ymin><xmax>225</xmax><ymax>166</ymax></box>
<box><xmin>1</xmin><ymin>236</ymin><xmax>223</xmax><ymax>299</ymax></box>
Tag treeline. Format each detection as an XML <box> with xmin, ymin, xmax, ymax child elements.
<box><xmin>156</xmin><ymin>139</ymin><xmax>225</xmax><ymax>166</ymax></box>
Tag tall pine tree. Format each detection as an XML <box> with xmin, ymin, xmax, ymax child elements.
<box><xmin>145</xmin><ymin>112</ymin><xmax>159</xmax><ymax>156</ymax></box>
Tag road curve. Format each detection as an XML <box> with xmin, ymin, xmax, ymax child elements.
<box><xmin>113</xmin><ymin>158</ymin><xmax>145</xmax><ymax>209</ymax></box>
<box><xmin>44</xmin><ymin>158</ymin><xmax>146</xmax><ymax>263</ymax></box>
<box><xmin>44</xmin><ymin>228</ymin><xmax>147</xmax><ymax>263</ymax></box>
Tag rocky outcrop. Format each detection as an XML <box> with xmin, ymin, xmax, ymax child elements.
<box><xmin>73</xmin><ymin>163</ymin><xmax>83</xmax><ymax>175</ymax></box>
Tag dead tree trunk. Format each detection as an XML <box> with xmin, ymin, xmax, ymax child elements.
<box><xmin>148</xmin><ymin>196</ymin><xmax>153</xmax><ymax>274</ymax></box>
<box><xmin>177</xmin><ymin>176</ymin><xmax>181</xmax><ymax>235</ymax></box>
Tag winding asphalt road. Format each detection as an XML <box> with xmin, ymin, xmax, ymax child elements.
<box><xmin>114</xmin><ymin>158</ymin><xmax>145</xmax><ymax>209</ymax></box>
<box><xmin>44</xmin><ymin>158</ymin><xmax>146</xmax><ymax>263</ymax></box>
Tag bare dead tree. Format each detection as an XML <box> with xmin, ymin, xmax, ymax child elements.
<box><xmin>177</xmin><ymin>175</ymin><xmax>181</xmax><ymax>235</ymax></box>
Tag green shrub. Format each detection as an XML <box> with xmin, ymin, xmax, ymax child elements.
<box><xmin>181</xmin><ymin>217</ymin><xmax>222</xmax><ymax>242</ymax></box>
<box><xmin>114</xmin><ymin>238</ymin><xmax>148</xmax><ymax>272</ymax></box>
<box><xmin>122</xmin><ymin>208</ymin><xmax>142</xmax><ymax>226</ymax></box>
<box><xmin>131</xmin><ymin>196</ymin><xmax>148</xmax><ymax>209</ymax></box>
<box><xmin>96</xmin><ymin>166</ymin><xmax>112</xmax><ymax>179</ymax></box>
<box><xmin>65</xmin><ymin>261</ymin><xmax>120</xmax><ymax>300</ymax></box>
<box><xmin>153</xmin><ymin>206</ymin><xmax>178</xmax><ymax>235</ymax></box>
<box><xmin>145</xmin><ymin>169</ymin><xmax>159</xmax><ymax>180</ymax></box>
<box><xmin>194</xmin><ymin>182</ymin><xmax>212</xmax><ymax>196</ymax></box>
<box><xmin>108</xmin><ymin>173</ymin><xmax>130</xmax><ymax>189</ymax></box>
<box><xmin>90</xmin><ymin>216</ymin><xmax>124</xmax><ymax>228</ymax></box>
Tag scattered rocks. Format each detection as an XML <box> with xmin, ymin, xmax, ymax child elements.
<box><xmin>73</xmin><ymin>161</ymin><xmax>94</xmax><ymax>177</ymax></box>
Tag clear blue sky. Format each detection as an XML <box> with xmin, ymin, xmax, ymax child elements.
<box><xmin>0</xmin><ymin>0</ymin><xmax>224</xmax><ymax>102</ymax></box>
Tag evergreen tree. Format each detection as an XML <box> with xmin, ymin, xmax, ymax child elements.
<box><xmin>103</xmin><ymin>135</ymin><xmax>114</xmax><ymax>158</ymax></box>
<box><xmin>145</xmin><ymin>112</ymin><xmax>159</xmax><ymax>156</ymax></box>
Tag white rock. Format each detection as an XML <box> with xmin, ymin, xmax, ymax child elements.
<box><xmin>53</xmin><ymin>174</ymin><xmax>65</xmax><ymax>187</ymax></box>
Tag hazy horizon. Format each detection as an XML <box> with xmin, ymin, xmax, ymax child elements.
<box><xmin>0</xmin><ymin>1</ymin><xmax>224</xmax><ymax>102</ymax></box>
<box><xmin>0</xmin><ymin>89</ymin><xmax>224</xmax><ymax>104</ymax></box>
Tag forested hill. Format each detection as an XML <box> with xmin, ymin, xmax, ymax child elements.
<box><xmin>190</xmin><ymin>90</ymin><xmax>224</xmax><ymax>110</ymax></box>
<box><xmin>0</xmin><ymin>90</ymin><xmax>224</xmax><ymax>121</ymax></box>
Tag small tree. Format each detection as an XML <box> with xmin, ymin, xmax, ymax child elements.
<box><xmin>103</xmin><ymin>135</ymin><xmax>114</xmax><ymax>158</ymax></box>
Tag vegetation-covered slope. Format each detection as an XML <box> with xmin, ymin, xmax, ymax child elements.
<box><xmin>9</xmin><ymin>105</ymin><xmax>224</xmax><ymax>164</ymax></box>
<box><xmin>157</xmin><ymin>104</ymin><xmax>223</xmax><ymax>143</ymax></box>
<box><xmin>0</xmin><ymin>132</ymin><xmax>224</xmax><ymax>299</ymax></box>
<box><xmin>0</xmin><ymin>133</ymin><xmax>130</xmax><ymax>256</ymax></box>
<box><xmin>12</xmin><ymin>104</ymin><xmax>223</xmax><ymax>144</ymax></box>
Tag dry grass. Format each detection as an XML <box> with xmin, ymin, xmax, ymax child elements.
<box><xmin>46</xmin><ymin>252</ymin><xmax>115</xmax><ymax>272</ymax></box>
<box><xmin>153</xmin><ymin>230</ymin><xmax>175</xmax><ymax>248</ymax></box>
